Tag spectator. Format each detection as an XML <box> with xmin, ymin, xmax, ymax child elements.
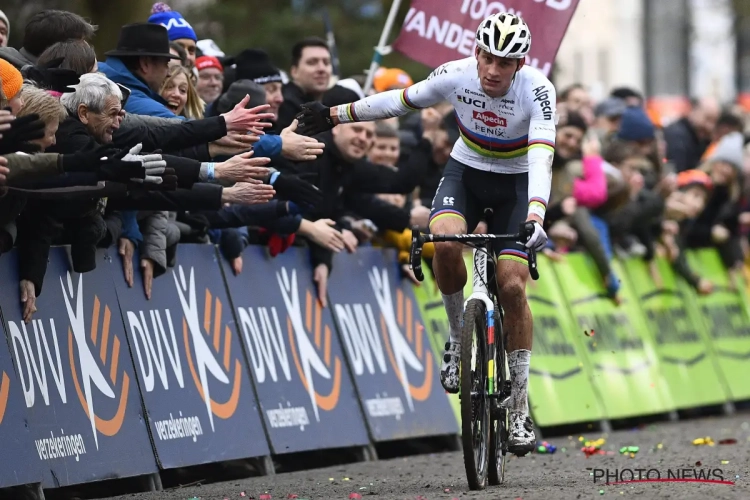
<box><xmin>277</xmin><ymin>37</ymin><xmax>332</xmax><ymax>129</ymax></box>
<box><xmin>99</xmin><ymin>23</ymin><xmax>182</xmax><ymax>119</ymax></box>
<box><xmin>37</xmin><ymin>39</ymin><xmax>97</xmax><ymax>75</ymax></box>
<box><xmin>169</xmin><ymin>42</ymin><xmax>188</xmax><ymax>69</ymax></box>
<box><xmin>233</xmin><ymin>49</ymin><xmax>284</xmax><ymax>122</ymax></box>
<box><xmin>160</xmin><ymin>64</ymin><xmax>204</xmax><ymax>119</ymax></box>
<box><xmin>0</xmin><ymin>59</ymin><xmax>26</xmax><ymax>113</ymax></box>
<box><xmin>195</xmin><ymin>55</ymin><xmax>224</xmax><ymax>105</ymax></box>
<box><xmin>372</xmin><ymin>67</ymin><xmax>413</xmax><ymax>93</ymax></box>
<box><xmin>610</xmin><ymin>87</ymin><xmax>644</xmax><ymax>108</ymax></box>
<box><xmin>148</xmin><ymin>2</ymin><xmax>198</xmax><ymax>68</ymax></box>
<box><xmin>0</xmin><ymin>10</ymin><xmax>9</xmax><ymax>48</ymax></box>
<box><xmin>664</xmin><ymin>97</ymin><xmax>721</xmax><ymax>172</ymax></box>
<box><xmin>559</xmin><ymin>83</ymin><xmax>593</xmax><ymax>124</ymax></box>
<box><xmin>701</xmin><ymin>111</ymin><xmax>744</xmax><ymax>160</ymax></box>
<box><xmin>0</xmin><ymin>10</ymin><xmax>97</xmax><ymax>68</ymax></box>
<box><xmin>16</xmin><ymin>85</ymin><xmax>67</xmax><ymax>152</ymax></box>
<box><xmin>592</xmin><ymin>97</ymin><xmax>626</xmax><ymax>145</ymax></box>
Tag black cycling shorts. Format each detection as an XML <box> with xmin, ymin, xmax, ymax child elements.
<box><xmin>429</xmin><ymin>158</ymin><xmax>529</xmax><ymax>262</ymax></box>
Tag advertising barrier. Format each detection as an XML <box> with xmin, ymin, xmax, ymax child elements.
<box><xmin>111</xmin><ymin>245</ymin><xmax>269</xmax><ymax>469</ymax></box>
<box><xmin>411</xmin><ymin>266</ymin><xmax>461</xmax><ymax>426</ymax></box>
<box><xmin>553</xmin><ymin>254</ymin><xmax>673</xmax><ymax>418</ymax></box>
<box><xmin>223</xmin><ymin>246</ymin><xmax>370</xmax><ymax>454</ymax></box>
<box><xmin>0</xmin><ymin>315</ymin><xmax>42</xmax><ymax>488</ymax></box>
<box><xmin>328</xmin><ymin>249</ymin><xmax>458</xmax><ymax>441</ymax></box>
<box><xmin>685</xmin><ymin>250</ymin><xmax>750</xmax><ymax>400</ymax></box>
<box><xmin>0</xmin><ymin>248</ymin><xmax>157</xmax><ymax>488</ymax></box>
<box><xmin>525</xmin><ymin>255</ymin><xmax>606</xmax><ymax>426</ymax></box>
<box><xmin>620</xmin><ymin>256</ymin><xmax>730</xmax><ymax>408</ymax></box>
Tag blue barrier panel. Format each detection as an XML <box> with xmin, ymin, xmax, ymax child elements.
<box><xmin>0</xmin><ymin>322</ymin><xmax>42</xmax><ymax>487</ymax></box>
<box><xmin>0</xmin><ymin>248</ymin><xmax>157</xmax><ymax>488</ymax></box>
<box><xmin>110</xmin><ymin>245</ymin><xmax>269</xmax><ymax>468</ymax></box>
<box><xmin>328</xmin><ymin>248</ymin><xmax>458</xmax><ymax>441</ymax></box>
<box><xmin>222</xmin><ymin>245</ymin><xmax>369</xmax><ymax>454</ymax></box>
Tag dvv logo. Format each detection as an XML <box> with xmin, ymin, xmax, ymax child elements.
<box><xmin>174</xmin><ymin>266</ymin><xmax>242</xmax><ymax>430</ymax></box>
<box><xmin>8</xmin><ymin>273</ymin><xmax>130</xmax><ymax>451</ymax></box>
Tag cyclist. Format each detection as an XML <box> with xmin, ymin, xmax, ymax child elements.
<box><xmin>295</xmin><ymin>13</ymin><xmax>555</xmax><ymax>456</ymax></box>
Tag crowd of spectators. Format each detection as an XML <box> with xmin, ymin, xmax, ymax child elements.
<box><xmin>0</xmin><ymin>3</ymin><xmax>748</xmax><ymax>323</ymax></box>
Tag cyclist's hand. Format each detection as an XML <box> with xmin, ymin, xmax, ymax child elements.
<box><xmin>523</xmin><ymin>221</ymin><xmax>547</xmax><ymax>252</ymax></box>
<box><xmin>295</xmin><ymin>102</ymin><xmax>335</xmax><ymax>136</ymax></box>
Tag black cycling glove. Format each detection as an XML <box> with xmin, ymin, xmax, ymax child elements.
<box><xmin>295</xmin><ymin>101</ymin><xmax>335</xmax><ymax>136</ymax></box>
<box><xmin>23</xmin><ymin>58</ymin><xmax>80</xmax><ymax>93</ymax></box>
<box><xmin>0</xmin><ymin>114</ymin><xmax>46</xmax><ymax>154</ymax></box>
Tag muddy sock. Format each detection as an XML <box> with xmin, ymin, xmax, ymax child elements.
<box><xmin>508</xmin><ymin>349</ymin><xmax>531</xmax><ymax>413</ymax></box>
<box><xmin>442</xmin><ymin>290</ymin><xmax>464</xmax><ymax>345</ymax></box>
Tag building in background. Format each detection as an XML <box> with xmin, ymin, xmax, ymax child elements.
<box><xmin>554</xmin><ymin>0</ymin><xmax>739</xmax><ymax>124</ymax></box>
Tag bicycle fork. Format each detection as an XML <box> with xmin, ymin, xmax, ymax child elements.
<box><xmin>466</xmin><ymin>248</ymin><xmax>497</xmax><ymax>397</ymax></box>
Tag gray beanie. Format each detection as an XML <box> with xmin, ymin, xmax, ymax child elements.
<box><xmin>215</xmin><ymin>79</ymin><xmax>267</xmax><ymax>115</ymax></box>
<box><xmin>710</xmin><ymin>131</ymin><xmax>744</xmax><ymax>170</ymax></box>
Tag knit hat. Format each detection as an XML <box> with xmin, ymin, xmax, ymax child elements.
<box><xmin>216</xmin><ymin>79</ymin><xmax>267</xmax><ymax>115</ymax></box>
<box><xmin>148</xmin><ymin>3</ymin><xmax>197</xmax><ymax>42</ymax></box>
<box><xmin>0</xmin><ymin>10</ymin><xmax>9</xmax><ymax>39</ymax></box>
<box><xmin>372</xmin><ymin>67</ymin><xmax>413</xmax><ymax>93</ymax></box>
<box><xmin>234</xmin><ymin>49</ymin><xmax>282</xmax><ymax>84</ymax></box>
<box><xmin>195</xmin><ymin>55</ymin><xmax>223</xmax><ymax>73</ymax></box>
<box><xmin>677</xmin><ymin>169</ymin><xmax>712</xmax><ymax>190</ymax></box>
<box><xmin>709</xmin><ymin>131</ymin><xmax>744</xmax><ymax>170</ymax></box>
<box><xmin>0</xmin><ymin>59</ymin><xmax>23</xmax><ymax>100</ymax></box>
<box><xmin>617</xmin><ymin>106</ymin><xmax>655</xmax><ymax>142</ymax></box>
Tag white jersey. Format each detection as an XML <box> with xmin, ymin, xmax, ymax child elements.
<box><xmin>337</xmin><ymin>57</ymin><xmax>557</xmax><ymax>220</ymax></box>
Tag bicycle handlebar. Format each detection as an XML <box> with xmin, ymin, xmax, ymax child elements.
<box><xmin>409</xmin><ymin>222</ymin><xmax>540</xmax><ymax>282</ymax></box>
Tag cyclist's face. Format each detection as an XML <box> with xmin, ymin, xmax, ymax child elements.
<box><xmin>476</xmin><ymin>48</ymin><xmax>522</xmax><ymax>97</ymax></box>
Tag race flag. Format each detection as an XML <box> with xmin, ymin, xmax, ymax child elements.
<box><xmin>392</xmin><ymin>0</ymin><xmax>581</xmax><ymax>76</ymax></box>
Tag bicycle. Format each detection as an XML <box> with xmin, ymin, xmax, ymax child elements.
<box><xmin>409</xmin><ymin>213</ymin><xmax>539</xmax><ymax>490</ymax></box>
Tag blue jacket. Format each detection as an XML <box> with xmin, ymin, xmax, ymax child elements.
<box><xmin>98</xmin><ymin>58</ymin><xmax>184</xmax><ymax>120</ymax></box>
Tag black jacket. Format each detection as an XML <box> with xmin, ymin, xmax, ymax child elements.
<box><xmin>664</xmin><ymin>118</ymin><xmax>709</xmax><ymax>173</ymax></box>
<box><xmin>277</xmin><ymin>82</ymin><xmax>315</xmax><ymax>132</ymax></box>
<box><xmin>114</xmin><ymin>114</ymin><xmax>227</xmax><ymax>157</ymax></box>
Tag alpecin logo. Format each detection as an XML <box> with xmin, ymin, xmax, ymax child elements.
<box><xmin>473</xmin><ymin>110</ymin><xmax>507</xmax><ymax>128</ymax></box>
<box><xmin>63</xmin><ymin>273</ymin><xmax>129</xmax><ymax>450</ymax></box>
<box><xmin>278</xmin><ymin>268</ymin><xmax>342</xmax><ymax>421</ymax></box>
<box><xmin>174</xmin><ymin>266</ymin><xmax>241</xmax><ymax>431</ymax></box>
<box><xmin>369</xmin><ymin>268</ymin><xmax>432</xmax><ymax>411</ymax></box>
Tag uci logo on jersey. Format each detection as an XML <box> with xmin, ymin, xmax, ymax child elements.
<box><xmin>457</xmin><ymin>95</ymin><xmax>486</xmax><ymax>109</ymax></box>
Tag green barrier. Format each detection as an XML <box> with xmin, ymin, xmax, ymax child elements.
<box><xmin>412</xmin><ymin>263</ymin><xmax>461</xmax><ymax>425</ymax></box>
<box><xmin>554</xmin><ymin>253</ymin><xmax>673</xmax><ymax>418</ymax></box>
<box><xmin>525</xmin><ymin>254</ymin><xmax>607</xmax><ymax>426</ymax></box>
<box><xmin>620</xmin><ymin>256</ymin><xmax>730</xmax><ymax>408</ymax></box>
<box><xmin>685</xmin><ymin>249</ymin><xmax>750</xmax><ymax>400</ymax></box>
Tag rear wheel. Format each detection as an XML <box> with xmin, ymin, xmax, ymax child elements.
<box><xmin>460</xmin><ymin>299</ymin><xmax>489</xmax><ymax>490</ymax></box>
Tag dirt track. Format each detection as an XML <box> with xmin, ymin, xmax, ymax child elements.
<box><xmin>109</xmin><ymin>413</ymin><xmax>750</xmax><ymax>500</ymax></box>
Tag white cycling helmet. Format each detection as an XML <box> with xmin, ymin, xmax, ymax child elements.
<box><xmin>475</xmin><ymin>13</ymin><xmax>531</xmax><ymax>59</ymax></box>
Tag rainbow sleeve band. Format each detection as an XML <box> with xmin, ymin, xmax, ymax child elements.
<box><xmin>528</xmin><ymin>197</ymin><xmax>547</xmax><ymax>219</ymax></box>
<box><xmin>528</xmin><ymin>139</ymin><xmax>555</xmax><ymax>153</ymax></box>
<box><xmin>399</xmin><ymin>89</ymin><xmax>422</xmax><ymax>111</ymax></box>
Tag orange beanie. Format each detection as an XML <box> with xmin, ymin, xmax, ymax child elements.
<box><xmin>373</xmin><ymin>67</ymin><xmax>413</xmax><ymax>93</ymax></box>
<box><xmin>0</xmin><ymin>59</ymin><xmax>22</xmax><ymax>100</ymax></box>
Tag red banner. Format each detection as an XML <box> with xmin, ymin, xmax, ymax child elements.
<box><xmin>392</xmin><ymin>0</ymin><xmax>580</xmax><ymax>76</ymax></box>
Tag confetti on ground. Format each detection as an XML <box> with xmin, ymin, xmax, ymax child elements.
<box><xmin>695</xmin><ymin>461</ymin><xmax>702</xmax><ymax>466</ymax></box>
<box><xmin>722</xmin><ymin>460</ymin><xmax>729</xmax><ymax>465</ymax></box>
<box><xmin>718</xmin><ymin>438</ymin><xmax>737</xmax><ymax>445</ymax></box>
<box><xmin>599</xmin><ymin>489</ymin><xmax>605</xmax><ymax>495</ymax></box>
<box><xmin>259</xmin><ymin>495</ymin><xmax>271</xmax><ymax>500</ymax></box>
<box><xmin>536</xmin><ymin>441</ymin><xmax>557</xmax><ymax>454</ymax></box>
<box><xmin>287</xmin><ymin>495</ymin><xmax>298</xmax><ymax>499</ymax></box>
<box><xmin>693</xmin><ymin>437</ymin><xmax>715</xmax><ymax>446</ymax></box>
<box><xmin>343</xmin><ymin>478</ymin><xmax>350</xmax><ymax>481</ymax></box>
<box><xmin>585</xmin><ymin>438</ymin><xmax>606</xmax><ymax>448</ymax></box>
<box><xmin>619</xmin><ymin>446</ymin><xmax>639</xmax><ymax>455</ymax></box>
<box><xmin>348</xmin><ymin>494</ymin><xmax>362</xmax><ymax>500</ymax></box>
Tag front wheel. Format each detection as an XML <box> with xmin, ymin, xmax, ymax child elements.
<box><xmin>460</xmin><ymin>299</ymin><xmax>490</xmax><ymax>490</ymax></box>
